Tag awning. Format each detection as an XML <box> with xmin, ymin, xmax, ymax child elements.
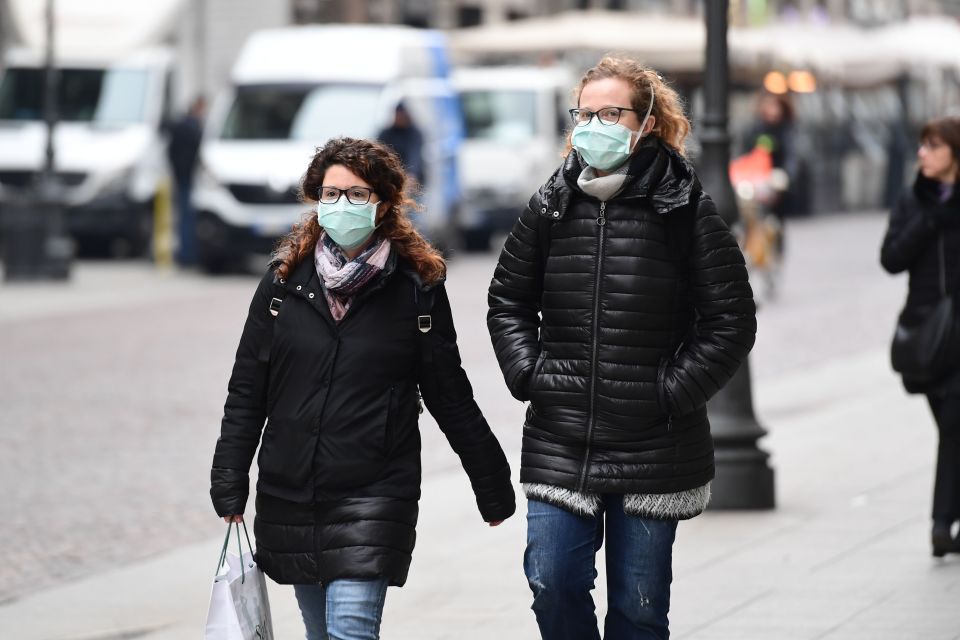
<box><xmin>449</xmin><ymin>11</ymin><xmax>706</xmax><ymax>73</ymax></box>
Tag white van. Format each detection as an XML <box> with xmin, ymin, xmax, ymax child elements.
<box><xmin>194</xmin><ymin>25</ymin><xmax>463</xmax><ymax>272</ymax></box>
<box><xmin>0</xmin><ymin>47</ymin><xmax>174</xmax><ymax>255</ymax></box>
<box><xmin>453</xmin><ymin>65</ymin><xmax>573</xmax><ymax>250</ymax></box>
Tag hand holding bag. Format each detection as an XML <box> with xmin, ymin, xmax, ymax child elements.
<box><xmin>891</xmin><ymin>236</ymin><xmax>958</xmax><ymax>389</ymax></box>
<box><xmin>204</xmin><ymin>521</ymin><xmax>274</xmax><ymax>640</ymax></box>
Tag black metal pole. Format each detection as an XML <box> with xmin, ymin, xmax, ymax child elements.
<box><xmin>2</xmin><ymin>0</ymin><xmax>71</xmax><ymax>281</ymax></box>
<box><xmin>42</xmin><ymin>0</ymin><xmax>57</xmax><ymax>184</ymax></box>
<box><xmin>699</xmin><ymin>0</ymin><xmax>774</xmax><ymax>510</ymax></box>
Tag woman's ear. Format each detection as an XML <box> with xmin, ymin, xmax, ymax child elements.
<box><xmin>643</xmin><ymin>115</ymin><xmax>657</xmax><ymax>136</ymax></box>
<box><xmin>376</xmin><ymin>201</ymin><xmax>390</xmax><ymax>223</ymax></box>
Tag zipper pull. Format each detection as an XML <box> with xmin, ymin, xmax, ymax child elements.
<box><xmin>597</xmin><ymin>201</ymin><xmax>606</xmax><ymax>226</ymax></box>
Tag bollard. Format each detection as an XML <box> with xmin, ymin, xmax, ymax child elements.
<box><xmin>153</xmin><ymin>178</ymin><xmax>174</xmax><ymax>269</ymax></box>
<box><xmin>1</xmin><ymin>194</ymin><xmax>71</xmax><ymax>282</ymax></box>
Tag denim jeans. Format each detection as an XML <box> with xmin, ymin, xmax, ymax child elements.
<box><xmin>293</xmin><ymin>578</ymin><xmax>389</xmax><ymax>640</ymax></box>
<box><xmin>524</xmin><ymin>496</ymin><xmax>678</xmax><ymax>640</ymax></box>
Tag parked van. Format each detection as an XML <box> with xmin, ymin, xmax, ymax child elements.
<box><xmin>0</xmin><ymin>47</ymin><xmax>174</xmax><ymax>255</ymax></box>
<box><xmin>452</xmin><ymin>65</ymin><xmax>572</xmax><ymax>250</ymax></box>
<box><xmin>194</xmin><ymin>25</ymin><xmax>463</xmax><ymax>272</ymax></box>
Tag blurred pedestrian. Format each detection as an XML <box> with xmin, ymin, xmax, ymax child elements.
<box><xmin>377</xmin><ymin>102</ymin><xmax>426</xmax><ymax>187</ymax></box>
<box><xmin>742</xmin><ymin>91</ymin><xmax>806</xmax><ymax>217</ymax></box>
<box><xmin>487</xmin><ymin>55</ymin><xmax>757</xmax><ymax>639</ymax></box>
<box><xmin>881</xmin><ymin>116</ymin><xmax>960</xmax><ymax>558</ymax></box>
<box><xmin>167</xmin><ymin>96</ymin><xmax>206</xmax><ymax>267</ymax></box>
<box><xmin>210</xmin><ymin>137</ymin><xmax>515</xmax><ymax>639</ymax></box>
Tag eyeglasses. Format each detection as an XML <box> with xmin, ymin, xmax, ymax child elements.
<box><xmin>318</xmin><ymin>185</ymin><xmax>375</xmax><ymax>205</ymax></box>
<box><xmin>569</xmin><ymin>106</ymin><xmax>639</xmax><ymax>127</ymax></box>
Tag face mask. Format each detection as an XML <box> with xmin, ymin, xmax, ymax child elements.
<box><xmin>316</xmin><ymin>197</ymin><xmax>379</xmax><ymax>250</ymax></box>
<box><xmin>572</xmin><ymin>84</ymin><xmax>656</xmax><ymax>172</ymax></box>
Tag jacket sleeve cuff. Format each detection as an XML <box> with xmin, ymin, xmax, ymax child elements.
<box><xmin>210</xmin><ymin>467</ymin><xmax>250</xmax><ymax>517</ymax></box>
<box><xmin>471</xmin><ymin>466</ymin><xmax>517</xmax><ymax>522</ymax></box>
<box><xmin>507</xmin><ymin>361</ymin><xmax>536</xmax><ymax>402</ymax></box>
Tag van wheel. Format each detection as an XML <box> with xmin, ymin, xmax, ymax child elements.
<box><xmin>199</xmin><ymin>252</ymin><xmax>229</xmax><ymax>274</ymax></box>
<box><xmin>130</xmin><ymin>206</ymin><xmax>154</xmax><ymax>259</ymax></box>
<box><xmin>198</xmin><ymin>243</ymin><xmax>232</xmax><ymax>274</ymax></box>
<box><xmin>460</xmin><ymin>226</ymin><xmax>492</xmax><ymax>252</ymax></box>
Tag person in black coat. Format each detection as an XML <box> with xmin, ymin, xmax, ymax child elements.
<box><xmin>166</xmin><ymin>96</ymin><xmax>205</xmax><ymax>266</ymax></box>
<box><xmin>487</xmin><ymin>56</ymin><xmax>756</xmax><ymax>640</ymax></box>
<box><xmin>377</xmin><ymin>102</ymin><xmax>426</xmax><ymax>187</ymax></box>
<box><xmin>881</xmin><ymin>116</ymin><xmax>960</xmax><ymax>558</ymax></box>
<box><xmin>210</xmin><ymin>137</ymin><xmax>515</xmax><ymax>639</ymax></box>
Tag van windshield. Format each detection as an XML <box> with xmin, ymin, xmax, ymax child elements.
<box><xmin>462</xmin><ymin>89</ymin><xmax>537</xmax><ymax>143</ymax></box>
<box><xmin>0</xmin><ymin>67</ymin><xmax>149</xmax><ymax>124</ymax></box>
<box><xmin>220</xmin><ymin>84</ymin><xmax>382</xmax><ymax>141</ymax></box>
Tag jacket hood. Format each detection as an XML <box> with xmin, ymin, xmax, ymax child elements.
<box><xmin>529</xmin><ymin>138</ymin><xmax>699</xmax><ymax>220</ymax></box>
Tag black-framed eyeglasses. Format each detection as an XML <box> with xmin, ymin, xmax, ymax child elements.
<box><xmin>569</xmin><ymin>106</ymin><xmax>638</xmax><ymax>127</ymax></box>
<box><xmin>318</xmin><ymin>185</ymin><xmax>375</xmax><ymax>205</ymax></box>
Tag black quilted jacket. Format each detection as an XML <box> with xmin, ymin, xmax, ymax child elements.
<box><xmin>488</xmin><ymin>142</ymin><xmax>756</xmax><ymax>495</ymax></box>
<box><xmin>211</xmin><ymin>253</ymin><xmax>515</xmax><ymax>587</ymax></box>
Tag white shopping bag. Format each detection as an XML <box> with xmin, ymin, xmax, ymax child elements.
<box><xmin>204</xmin><ymin>523</ymin><xmax>274</xmax><ymax>640</ymax></box>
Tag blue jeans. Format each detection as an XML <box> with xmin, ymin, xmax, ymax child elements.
<box><xmin>524</xmin><ymin>497</ymin><xmax>677</xmax><ymax>640</ymax></box>
<box><xmin>293</xmin><ymin>579</ymin><xmax>389</xmax><ymax>640</ymax></box>
<box><xmin>174</xmin><ymin>183</ymin><xmax>196</xmax><ymax>266</ymax></box>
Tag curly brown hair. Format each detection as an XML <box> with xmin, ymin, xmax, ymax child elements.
<box><xmin>273</xmin><ymin>137</ymin><xmax>446</xmax><ymax>284</ymax></box>
<box><xmin>565</xmin><ymin>55</ymin><xmax>691</xmax><ymax>156</ymax></box>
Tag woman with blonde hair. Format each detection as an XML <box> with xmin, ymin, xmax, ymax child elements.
<box><xmin>488</xmin><ymin>55</ymin><xmax>756</xmax><ymax>639</ymax></box>
<box><xmin>211</xmin><ymin>137</ymin><xmax>515</xmax><ymax>639</ymax></box>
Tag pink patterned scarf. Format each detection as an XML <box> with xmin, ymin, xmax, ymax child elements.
<box><xmin>314</xmin><ymin>233</ymin><xmax>392</xmax><ymax>322</ymax></box>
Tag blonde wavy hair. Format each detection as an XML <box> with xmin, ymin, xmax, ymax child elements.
<box><xmin>567</xmin><ymin>55</ymin><xmax>691</xmax><ymax>156</ymax></box>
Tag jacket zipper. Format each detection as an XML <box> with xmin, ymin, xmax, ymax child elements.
<box><xmin>577</xmin><ymin>201</ymin><xmax>606</xmax><ymax>491</ymax></box>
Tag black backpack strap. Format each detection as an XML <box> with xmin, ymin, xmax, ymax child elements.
<box><xmin>414</xmin><ymin>284</ymin><xmax>436</xmax><ymax>364</ymax></box>
<box><xmin>257</xmin><ymin>274</ymin><xmax>285</xmax><ymax>364</ymax></box>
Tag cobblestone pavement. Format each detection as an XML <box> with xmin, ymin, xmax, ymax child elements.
<box><xmin>0</xmin><ymin>211</ymin><xmax>903</xmax><ymax>604</ymax></box>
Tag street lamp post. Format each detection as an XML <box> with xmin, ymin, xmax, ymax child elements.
<box><xmin>698</xmin><ymin>0</ymin><xmax>775</xmax><ymax>510</ymax></box>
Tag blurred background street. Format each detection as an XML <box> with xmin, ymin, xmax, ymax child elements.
<box><xmin>2</xmin><ymin>0</ymin><xmax>960</xmax><ymax>637</ymax></box>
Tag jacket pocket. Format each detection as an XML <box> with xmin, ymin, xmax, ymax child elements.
<box><xmin>656</xmin><ymin>357</ymin><xmax>670</xmax><ymax>415</ymax></box>
<box><xmin>524</xmin><ymin>349</ymin><xmax>548</xmax><ymax>399</ymax></box>
<box><xmin>384</xmin><ymin>385</ymin><xmax>397</xmax><ymax>454</ymax></box>
<box><xmin>257</xmin><ymin>418</ymin><xmax>315</xmax><ymax>491</ymax></box>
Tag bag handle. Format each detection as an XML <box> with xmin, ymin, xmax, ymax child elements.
<box><xmin>215</xmin><ymin>520</ymin><xmax>255</xmax><ymax>584</ymax></box>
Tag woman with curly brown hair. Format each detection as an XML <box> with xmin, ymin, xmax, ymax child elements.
<box><xmin>488</xmin><ymin>56</ymin><xmax>756</xmax><ymax>639</ymax></box>
<box><xmin>210</xmin><ymin>137</ymin><xmax>515</xmax><ymax>639</ymax></box>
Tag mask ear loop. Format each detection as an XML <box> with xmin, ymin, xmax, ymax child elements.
<box><xmin>628</xmin><ymin>83</ymin><xmax>656</xmax><ymax>153</ymax></box>
<box><xmin>635</xmin><ymin>83</ymin><xmax>656</xmax><ymax>143</ymax></box>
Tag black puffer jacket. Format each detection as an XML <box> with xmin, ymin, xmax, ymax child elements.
<box><xmin>881</xmin><ymin>172</ymin><xmax>960</xmax><ymax>393</ymax></box>
<box><xmin>211</xmin><ymin>251</ymin><xmax>515</xmax><ymax>587</ymax></box>
<box><xmin>488</xmin><ymin>142</ymin><xmax>756</xmax><ymax>495</ymax></box>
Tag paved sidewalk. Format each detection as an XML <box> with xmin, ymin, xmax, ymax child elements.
<box><xmin>2</xmin><ymin>213</ymin><xmax>959</xmax><ymax>638</ymax></box>
<box><xmin>1</xmin><ymin>345</ymin><xmax>957</xmax><ymax>639</ymax></box>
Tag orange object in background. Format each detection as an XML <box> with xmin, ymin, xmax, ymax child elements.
<box><xmin>729</xmin><ymin>144</ymin><xmax>774</xmax><ymax>185</ymax></box>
